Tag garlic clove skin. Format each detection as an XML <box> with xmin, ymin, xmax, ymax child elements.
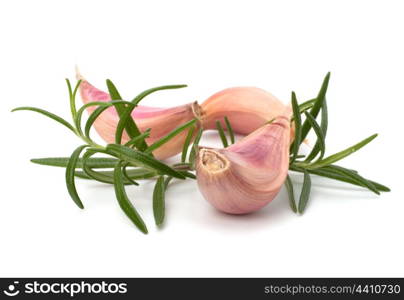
<box><xmin>195</xmin><ymin>113</ymin><xmax>290</xmax><ymax>214</ymax></box>
<box><xmin>77</xmin><ymin>73</ymin><xmax>201</xmax><ymax>159</ymax></box>
<box><xmin>201</xmin><ymin>87</ymin><xmax>287</xmax><ymax>135</ymax></box>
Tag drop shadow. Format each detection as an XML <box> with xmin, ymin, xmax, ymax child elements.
<box><xmin>194</xmin><ymin>188</ymin><xmax>295</xmax><ymax>234</ymax></box>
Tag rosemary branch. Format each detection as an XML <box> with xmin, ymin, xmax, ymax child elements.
<box><xmin>13</xmin><ymin>79</ymin><xmax>194</xmax><ymax>234</ymax></box>
<box><xmin>286</xmin><ymin>73</ymin><xmax>389</xmax><ymax>214</ymax></box>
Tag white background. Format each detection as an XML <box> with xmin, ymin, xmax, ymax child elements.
<box><xmin>1</xmin><ymin>0</ymin><xmax>403</xmax><ymax>277</ymax></box>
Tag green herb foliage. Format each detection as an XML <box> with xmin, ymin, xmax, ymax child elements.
<box><xmin>13</xmin><ymin>79</ymin><xmax>195</xmax><ymax>233</ymax></box>
<box><xmin>286</xmin><ymin>72</ymin><xmax>389</xmax><ymax>214</ymax></box>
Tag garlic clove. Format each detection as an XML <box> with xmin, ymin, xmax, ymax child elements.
<box><xmin>196</xmin><ymin>112</ymin><xmax>291</xmax><ymax>214</ymax></box>
<box><xmin>201</xmin><ymin>87</ymin><xmax>287</xmax><ymax>135</ymax></box>
<box><xmin>77</xmin><ymin>72</ymin><xmax>201</xmax><ymax>159</ymax></box>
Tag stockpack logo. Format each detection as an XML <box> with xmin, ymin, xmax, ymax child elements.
<box><xmin>2</xmin><ymin>280</ymin><xmax>128</xmax><ymax>297</ymax></box>
<box><xmin>3</xmin><ymin>281</ymin><xmax>20</xmax><ymax>297</ymax></box>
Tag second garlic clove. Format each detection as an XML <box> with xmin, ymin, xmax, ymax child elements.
<box><xmin>196</xmin><ymin>114</ymin><xmax>291</xmax><ymax>214</ymax></box>
<box><xmin>77</xmin><ymin>73</ymin><xmax>201</xmax><ymax>159</ymax></box>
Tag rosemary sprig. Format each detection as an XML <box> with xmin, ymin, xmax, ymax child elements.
<box><xmin>13</xmin><ymin>79</ymin><xmax>195</xmax><ymax>234</ymax></box>
<box><xmin>287</xmin><ymin>72</ymin><xmax>389</xmax><ymax>214</ymax></box>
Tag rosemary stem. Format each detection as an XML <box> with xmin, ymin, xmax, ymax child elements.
<box><xmin>73</xmin><ymin>129</ymin><xmax>103</xmax><ymax>149</ymax></box>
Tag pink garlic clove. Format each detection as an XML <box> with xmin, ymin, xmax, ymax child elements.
<box><xmin>77</xmin><ymin>72</ymin><xmax>201</xmax><ymax>159</ymax></box>
<box><xmin>201</xmin><ymin>87</ymin><xmax>287</xmax><ymax>134</ymax></box>
<box><xmin>195</xmin><ymin>112</ymin><xmax>291</xmax><ymax>214</ymax></box>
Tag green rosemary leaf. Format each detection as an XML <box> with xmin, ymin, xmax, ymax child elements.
<box><xmin>82</xmin><ymin>165</ymin><xmax>116</xmax><ymax>184</ymax></box>
<box><xmin>106</xmin><ymin>144</ymin><xmax>186</xmax><ymax>179</ymax></box>
<box><xmin>66</xmin><ymin>78</ymin><xmax>73</xmax><ymax>99</ymax></box>
<box><xmin>322</xmin><ymin>165</ymin><xmax>380</xmax><ymax>195</ymax></box>
<box><xmin>153</xmin><ymin>176</ymin><xmax>166</xmax><ymax>226</ymax></box>
<box><xmin>75</xmin><ymin>169</ymin><xmax>118</xmax><ymax>183</ymax></box>
<box><xmin>189</xmin><ymin>128</ymin><xmax>203</xmax><ymax>166</ymax></box>
<box><xmin>113</xmin><ymin>162</ymin><xmax>148</xmax><ymax>234</ymax></box>
<box><xmin>74</xmin><ymin>171</ymin><xmax>91</xmax><ymax>179</ymax></box>
<box><xmin>122</xmin><ymin>163</ymin><xmax>139</xmax><ymax>186</ymax></box>
<box><xmin>181</xmin><ymin>126</ymin><xmax>196</xmax><ymax>163</ymax></box>
<box><xmin>290</xmin><ymin>165</ymin><xmax>390</xmax><ymax>192</ymax></box>
<box><xmin>216</xmin><ymin>120</ymin><xmax>228</xmax><ymax>148</ymax></box>
<box><xmin>300</xmin><ymin>72</ymin><xmax>330</xmax><ymax>143</ymax></box>
<box><xmin>145</xmin><ymin>119</ymin><xmax>197</xmax><ymax>154</ymax></box>
<box><xmin>81</xmin><ymin>150</ymin><xmax>121</xmax><ymax>184</ymax></box>
<box><xmin>164</xmin><ymin>176</ymin><xmax>173</xmax><ymax>189</ymax></box>
<box><xmin>305</xmin><ymin>98</ymin><xmax>328</xmax><ymax>162</ymax></box>
<box><xmin>298</xmin><ymin>170</ymin><xmax>311</xmax><ymax>214</ymax></box>
<box><xmin>172</xmin><ymin>162</ymin><xmax>192</xmax><ymax>169</ymax></box>
<box><xmin>116</xmin><ymin>85</ymin><xmax>186</xmax><ymax>146</ymax></box>
<box><xmin>365</xmin><ymin>181</ymin><xmax>390</xmax><ymax>192</ymax></box>
<box><xmin>12</xmin><ymin>107</ymin><xmax>76</xmax><ymax>134</ymax></box>
<box><xmin>171</xmin><ymin>163</ymin><xmax>195</xmax><ymax>178</ymax></box>
<box><xmin>84</xmin><ymin>105</ymin><xmax>109</xmax><ymax>140</ymax></box>
<box><xmin>114</xmin><ymin>102</ymin><xmax>139</xmax><ymax>145</ymax></box>
<box><xmin>302</xmin><ymin>134</ymin><xmax>378</xmax><ymax>170</ymax></box>
<box><xmin>284</xmin><ymin>175</ymin><xmax>297</xmax><ymax>213</ymax></box>
<box><xmin>66</xmin><ymin>79</ymin><xmax>77</xmax><ymax>121</ymax></box>
<box><xmin>75</xmin><ymin>168</ymin><xmax>157</xmax><ymax>182</ymax></box>
<box><xmin>298</xmin><ymin>98</ymin><xmax>316</xmax><ymax>113</ymax></box>
<box><xmin>131</xmin><ymin>84</ymin><xmax>187</xmax><ymax>106</ymax></box>
<box><xmin>224</xmin><ymin>116</ymin><xmax>235</xmax><ymax>144</ymax></box>
<box><xmin>178</xmin><ymin>170</ymin><xmax>196</xmax><ymax>179</ymax></box>
<box><xmin>106</xmin><ymin>79</ymin><xmax>123</xmax><ymax>100</ymax></box>
<box><xmin>290</xmin><ymin>91</ymin><xmax>302</xmax><ymax>163</ymax></box>
<box><xmin>76</xmin><ymin>100</ymin><xmax>132</xmax><ymax>136</ymax></box>
<box><xmin>31</xmin><ymin>157</ymin><xmax>118</xmax><ymax>168</ymax></box>
<box><xmin>106</xmin><ymin>79</ymin><xmax>148</xmax><ymax>151</ymax></box>
<box><xmin>124</xmin><ymin>129</ymin><xmax>151</xmax><ymax>147</ymax></box>
<box><xmin>72</xmin><ymin>79</ymin><xmax>81</xmax><ymax>103</ymax></box>
<box><xmin>303</xmin><ymin>111</ymin><xmax>325</xmax><ymax>160</ymax></box>
<box><xmin>66</xmin><ymin>79</ymin><xmax>82</xmax><ymax>121</ymax></box>
<box><xmin>119</xmin><ymin>168</ymin><xmax>158</xmax><ymax>179</ymax></box>
<box><xmin>65</xmin><ymin>145</ymin><xmax>88</xmax><ymax>209</ymax></box>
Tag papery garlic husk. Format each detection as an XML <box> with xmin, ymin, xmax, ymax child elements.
<box><xmin>77</xmin><ymin>72</ymin><xmax>201</xmax><ymax>160</ymax></box>
<box><xmin>196</xmin><ymin>111</ymin><xmax>291</xmax><ymax>214</ymax></box>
